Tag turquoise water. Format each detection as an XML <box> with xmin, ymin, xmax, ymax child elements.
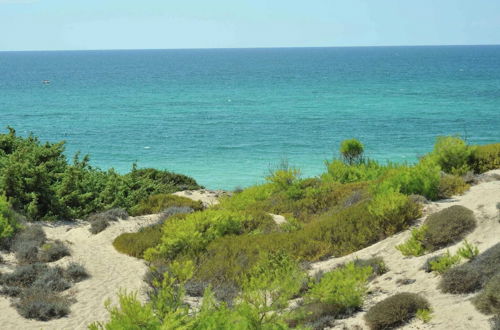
<box><xmin>1</xmin><ymin>46</ymin><xmax>499</xmax><ymax>189</ymax></box>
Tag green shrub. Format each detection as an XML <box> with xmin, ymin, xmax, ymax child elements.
<box><xmin>438</xmin><ymin>174</ymin><xmax>469</xmax><ymax>199</ymax></box>
<box><xmin>145</xmin><ymin>209</ymin><xmax>276</xmax><ymax>261</ymax></box>
<box><xmin>416</xmin><ymin>308</ymin><xmax>433</xmax><ymax>323</ymax></box>
<box><xmin>396</xmin><ymin>225</ymin><xmax>427</xmax><ymax>257</ymax></box>
<box><xmin>364</xmin><ymin>293</ymin><xmax>430</xmax><ymax>330</ymax></box>
<box><xmin>472</xmin><ymin>274</ymin><xmax>500</xmax><ymax>315</ymax></box>
<box><xmin>0</xmin><ymin>263</ymin><xmax>48</xmax><ymax>288</ymax></box>
<box><xmin>306</xmin><ymin>262</ymin><xmax>371</xmax><ymax>310</ymax></box>
<box><xmin>289</xmin><ymin>262</ymin><xmax>372</xmax><ymax>327</ymax></box>
<box><xmin>0</xmin><ymin>128</ymin><xmax>201</xmax><ymax>221</ymax></box>
<box><xmin>430</xmin><ymin>136</ymin><xmax>473</xmax><ymax>175</ymax></box>
<box><xmin>129</xmin><ymin>194</ymin><xmax>203</xmax><ymax>216</ymax></box>
<box><xmin>423</xmin><ymin>205</ymin><xmax>476</xmax><ymax>251</ymax></box>
<box><xmin>0</xmin><ymin>195</ymin><xmax>20</xmax><ymax>246</ymax></box>
<box><xmin>113</xmin><ymin>224</ymin><xmax>163</xmax><ymax>258</ymax></box>
<box><xmin>323</xmin><ymin>159</ymin><xmax>387</xmax><ymax>184</ymax></box>
<box><xmin>353</xmin><ymin>257</ymin><xmax>388</xmax><ymax>277</ymax></box>
<box><xmin>440</xmin><ymin>243</ymin><xmax>500</xmax><ymax>294</ymax></box>
<box><xmin>340</xmin><ymin>139</ymin><xmax>364</xmax><ymax>165</ymax></box>
<box><xmin>15</xmin><ymin>287</ymin><xmax>71</xmax><ymax>321</ymax></box>
<box><xmin>469</xmin><ymin>143</ymin><xmax>500</xmax><ymax>173</ymax></box>
<box><xmin>429</xmin><ymin>251</ymin><xmax>461</xmax><ymax>274</ymax></box>
<box><xmin>456</xmin><ymin>240</ymin><xmax>479</xmax><ymax>260</ymax></box>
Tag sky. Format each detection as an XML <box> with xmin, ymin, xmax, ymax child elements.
<box><xmin>1</xmin><ymin>0</ymin><xmax>500</xmax><ymax>51</ymax></box>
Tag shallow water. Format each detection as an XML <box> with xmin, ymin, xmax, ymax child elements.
<box><xmin>1</xmin><ymin>46</ymin><xmax>499</xmax><ymax>189</ymax></box>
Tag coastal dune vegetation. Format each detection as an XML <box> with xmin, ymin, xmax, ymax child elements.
<box><xmin>0</xmin><ymin>126</ymin><xmax>499</xmax><ymax>328</ymax></box>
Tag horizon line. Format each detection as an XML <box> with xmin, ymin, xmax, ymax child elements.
<box><xmin>1</xmin><ymin>43</ymin><xmax>500</xmax><ymax>53</ymax></box>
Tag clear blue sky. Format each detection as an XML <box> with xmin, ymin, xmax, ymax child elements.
<box><xmin>1</xmin><ymin>0</ymin><xmax>500</xmax><ymax>51</ymax></box>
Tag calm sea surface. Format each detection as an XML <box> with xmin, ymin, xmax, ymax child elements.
<box><xmin>1</xmin><ymin>46</ymin><xmax>499</xmax><ymax>189</ymax></box>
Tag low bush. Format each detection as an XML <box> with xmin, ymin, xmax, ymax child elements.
<box><xmin>31</xmin><ymin>267</ymin><xmax>71</xmax><ymax>292</ymax></box>
<box><xmin>89</xmin><ymin>218</ymin><xmax>109</xmax><ymax>235</ymax></box>
<box><xmin>145</xmin><ymin>209</ymin><xmax>276</xmax><ymax>261</ymax></box>
<box><xmin>15</xmin><ymin>287</ymin><xmax>71</xmax><ymax>321</ymax></box>
<box><xmin>440</xmin><ymin>243</ymin><xmax>500</xmax><ymax>294</ymax></box>
<box><xmin>340</xmin><ymin>138</ymin><xmax>365</xmax><ymax>165</ymax></box>
<box><xmin>423</xmin><ymin>205</ymin><xmax>476</xmax><ymax>251</ymax></box>
<box><xmin>289</xmin><ymin>262</ymin><xmax>372</xmax><ymax>327</ymax></box>
<box><xmin>469</xmin><ymin>143</ymin><xmax>500</xmax><ymax>173</ymax></box>
<box><xmin>113</xmin><ymin>224</ymin><xmax>163</xmax><ymax>258</ymax></box>
<box><xmin>438</xmin><ymin>174</ymin><xmax>469</xmax><ymax>199</ymax></box>
<box><xmin>396</xmin><ymin>225</ymin><xmax>427</xmax><ymax>257</ymax></box>
<box><xmin>491</xmin><ymin>315</ymin><xmax>500</xmax><ymax>330</ymax></box>
<box><xmin>0</xmin><ymin>263</ymin><xmax>48</xmax><ymax>288</ymax></box>
<box><xmin>38</xmin><ymin>240</ymin><xmax>70</xmax><ymax>262</ymax></box>
<box><xmin>64</xmin><ymin>262</ymin><xmax>89</xmax><ymax>282</ymax></box>
<box><xmin>353</xmin><ymin>257</ymin><xmax>388</xmax><ymax>277</ymax></box>
<box><xmin>129</xmin><ymin>194</ymin><xmax>203</xmax><ymax>216</ymax></box>
<box><xmin>364</xmin><ymin>293</ymin><xmax>430</xmax><ymax>330</ymax></box>
<box><xmin>456</xmin><ymin>240</ymin><xmax>479</xmax><ymax>260</ymax></box>
<box><xmin>473</xmin><ymin>274</ymin><xmax>500</xmax><ymax>315</ymax></box>
<box><xmin>429</xmin><ymin>251</ymin><xmax>461</xmax><ymax>274</ymax></box>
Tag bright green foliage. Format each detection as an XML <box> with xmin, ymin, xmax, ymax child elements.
<box><xmin>306</xmin><ymin>262</ymin><xmax>372</xmax><ymax>309</ymax></box>
<box><xmin>430</xmin><ymin>136</ymin><xmax>473</xmax><ymax>175</ymax></box>
<box><xmin>396</xmin><ymin>226</ymin><xmax>428</xmax><ymax>257</ymax></box>
<box><xmin>266</xmin><ymin>163</ymin><xmax>301</xmax><ymax>192</ymax></box>
<box><xmin>429</xmin><ymin>251</ymin><xmax>462</xmax><ymax>274</ymax></box>
<box><xmin>340</xmin><ymin>139</ymin><xmax>364</xmax><ymax>165</ymax></box>
<box><xmin>416</xmin><ymin>309</ymin><xmax>433</xmax><ymax>323</ymax></box>
<box><xmin>238</xmin><ymin>253</ymin><xmax>305</xmax><ymax>327</ymax></box>
<box><xmin>145</xmin><ymin>209</ymin><xmax>276</xmax><ymax>261</ymax></box>
<box><xmin>438</xmin><ymin>174</ymin><xmax>469</xmax><ymax>199</ymax></box>
<box><xmin>0</xmin><ymin>194</ymin><xmax>20</xmax><ymax>243</ymax></box>
<box><xmin>456</xmin><ymin>240</ymin><xmax>479</xmax><ymax>260</ymax></box>
<box><xmin>218</xmin><ymin>184</ymin><xmax>274</xmax><ymax>212</ymax></box>
<box><xmin>469</xmin><ymin>143</ymin><xmax>500</xmax><ymax>173</ymax></box>
<box><xmin>0</xmin><ymin>128</ymin><xmax>201</xmax><ymax>221</ymax></box>
<box><xmin>323</xmin><ymin>159</ymin><xmax>387</xmax><ymax>184</ymax></box>
<box><xmin>113</xmin><ymin>224</ymin><xmax>163</xmax><ymax>258</ymax></box>
<box><xmin>89</xmin><ymin>291</ymin><xmax>161</xmax><ymax>330</ymax></box>
<box><xmin>129</xmin><ymin>194</ymin><xmax>203</xmax><ymax>216</ymax></box>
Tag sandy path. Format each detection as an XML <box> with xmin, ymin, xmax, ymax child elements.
<box><xmin>0</xmin><ymin>214</ymin><xmax>161</xmax><ymax>330</ymax></box>
<box><xmin>310</xmin><ymin>170</ymin><xmax>500</xmax><ymax>330</ymax></box>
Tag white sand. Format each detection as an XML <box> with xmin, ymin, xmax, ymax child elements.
<box><xmin>0</xmin><ymin>214</ymin><xmax>162</xmax><ymax>330</ymax></box>
<box><xmin>173</xmin><ymin>189</ymin><xmax>227</xmax><ymax>207</ymax></box>
<box><xmin>310</xmin><ymin>169</ymin><xmax>500</xmax><ymax>329</ymax></box>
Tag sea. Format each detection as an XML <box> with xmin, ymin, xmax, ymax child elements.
<box><xmin>0</xmin><ymin>46</ymin><xmax>499</xmax><ymax>189</ymax></box>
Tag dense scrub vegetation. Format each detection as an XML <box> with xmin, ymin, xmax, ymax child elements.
<box><xmin>0</xmin><ymin>127</ymin><xmax>201</xmax><ymax>221</ymax></box>
<box><xmin>87</xmin><ymin>136</ymin><xmax>500</xmax><ymax>329</ymax></box>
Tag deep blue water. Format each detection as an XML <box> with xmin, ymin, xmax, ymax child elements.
<box><xmin>0</xmin><ymin>46</ymin><xmax>499</xmax><ymax>189</ymax></box>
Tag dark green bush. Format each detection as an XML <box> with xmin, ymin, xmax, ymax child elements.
<box><xmin>15</xmin><ymin>287</ymin><xmax>70</xmax><ymax>321</ymax></box>
<box><xmin>423</xmin><ymin>205</ymin><xmax>476</xmax><ymax>251</ymax></box>
<box><xmin>37</xmin><ymin>240</ymin><xmax>70</xmax><ymax>262</ymax></box>
<box><xmin>130</xmin><ymin>194</ymin><xmax>203</xmax><ymax>216</ymax></box>
<box><xmin>0</xmin><ymin>128</ymin><xmax>201</xmax><ymax>221</ymax></box>
<box><xmin>473</xmin><ymin>274</ymin><xmax>500</xmax><ymax>315</ymax></box>
<box><xmin>0</xmin><ymin>194</ymin><xmax>21</xmax><ymax>247</ymax></box>
<box><xmin>440</xmin><ymin>243</ymin><xmax>500</xmax><ymax>294</ymax></box>
<box><xmin>364</xmin><ymin>293</ymin><xmax>430</xmax><ymax>330</ymax></box>
<box><xmin>469</xmin><ymin>143</ymin><xmax>500</xmax><ymax>173</ymax></box>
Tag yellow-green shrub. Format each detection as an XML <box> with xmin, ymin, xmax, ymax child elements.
<box><xmin>430</xmin><ymin>136</ymin><xmax>473</xmax><ymax>175</ymax></box>
<box><xmin>144</xmin><ymin>209</ymin><xmax>276</xmax><ymax>261</ymax></box>
<box><xmin>469</xmin><ymin>143</ymin><xmax>500</xmax><ymax>173</ymax></box>
<box><xmin>129</xmin><ymin>194</ymin><xmax>203</xmax><ymax>216</ymax></box>
<box><xmin>438</xmin><ymin>174</ymin><xmax>469</xmax><ymax>199</ymax></box>
<box><xmin>113</xmin><ymin>224</ymin><xmax>163</xmax><ymax>258</ymax></box>
<box><xmin>0</xmin><ymin>195</ymin><xmax>20</xmax><ymax>245</ymax></box>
